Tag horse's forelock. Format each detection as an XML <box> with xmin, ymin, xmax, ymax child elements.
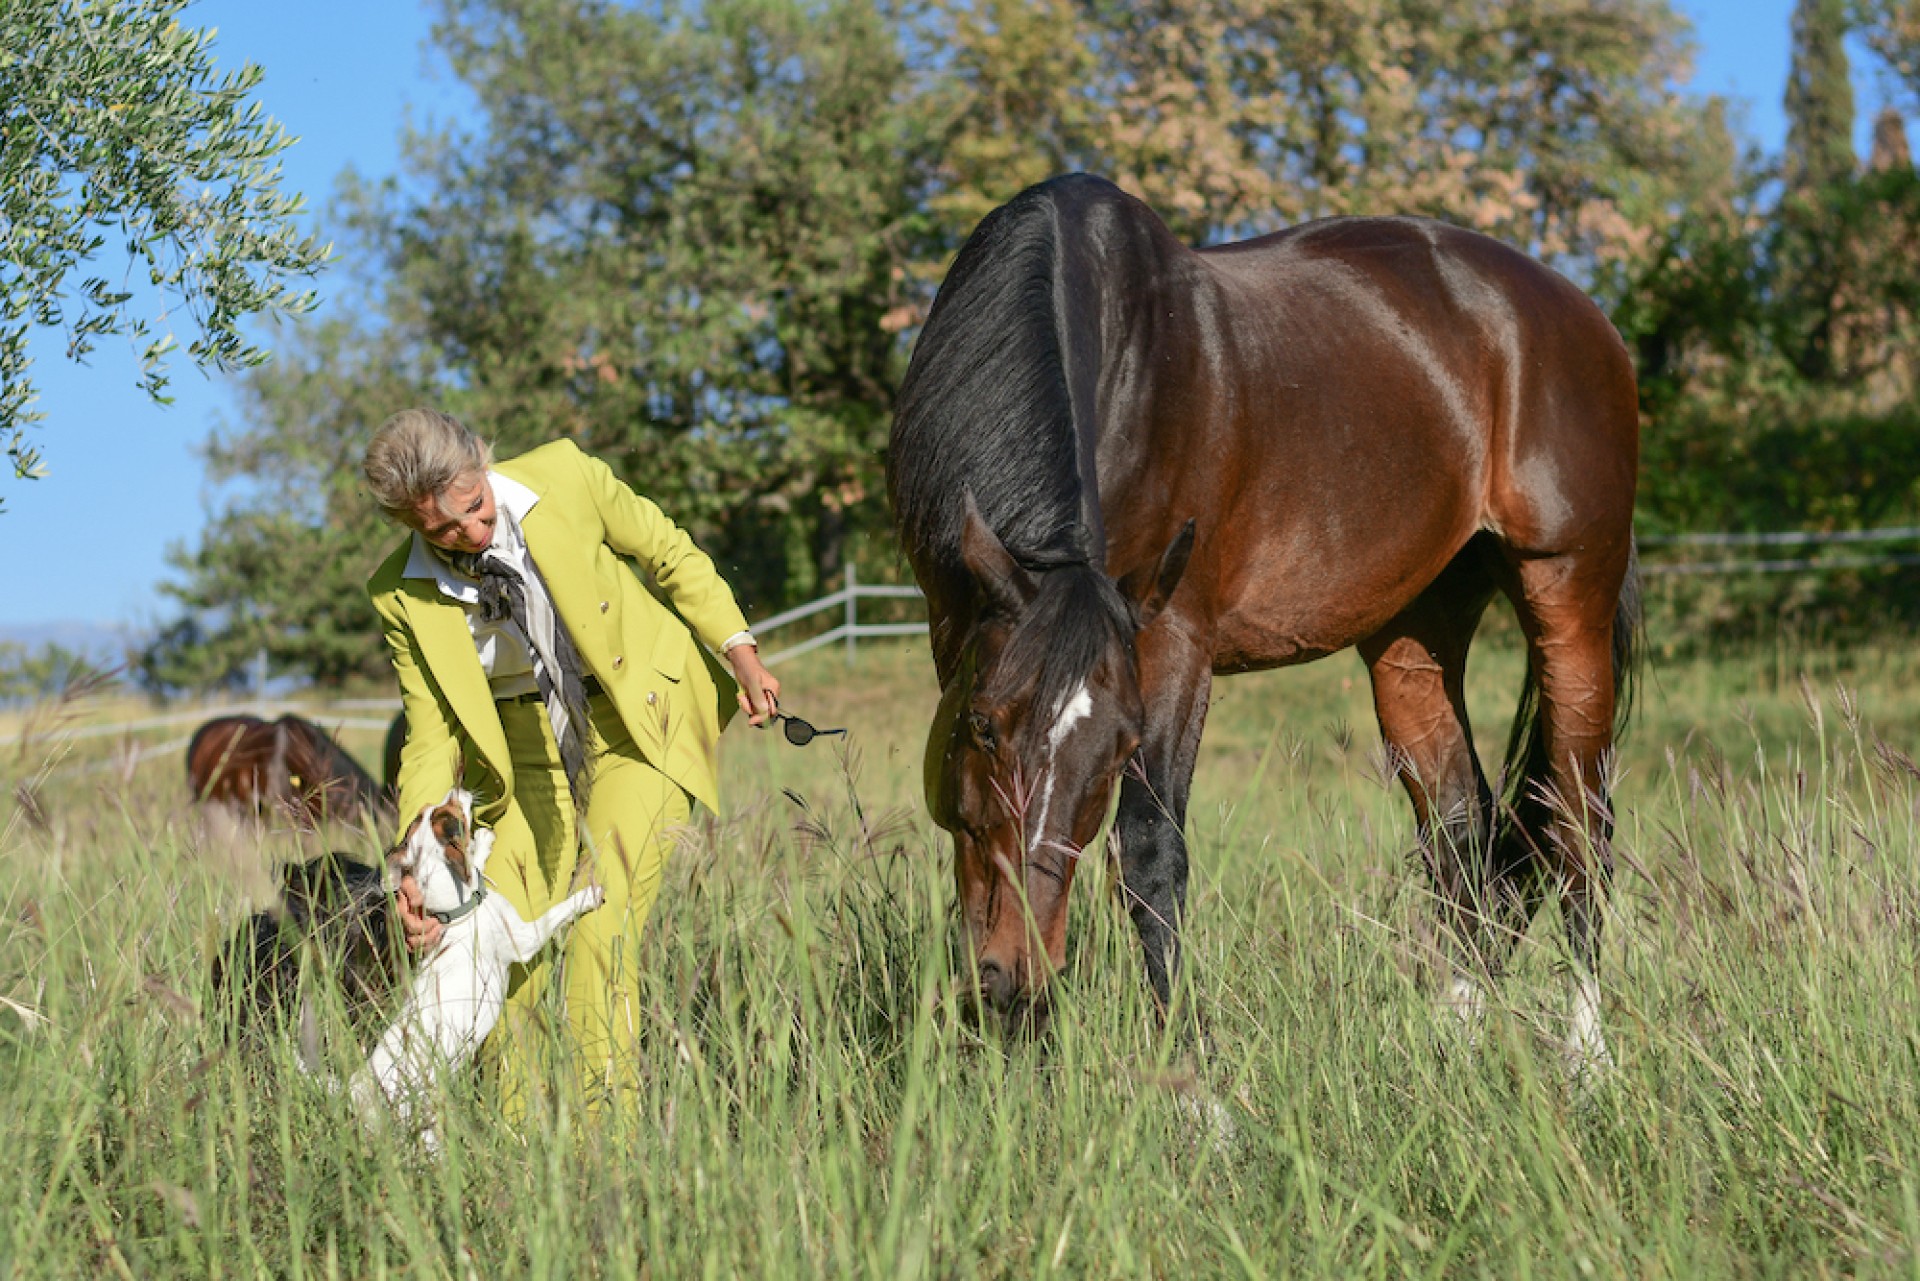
<box><xmin>991</xmin><ymin>564</ymin><xmax>1134</xmax><ymax>720</ymax></box>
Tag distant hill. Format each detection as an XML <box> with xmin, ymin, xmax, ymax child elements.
<box><xmin>0</xmin><ymin>621</ymin><xmax>144</xmax><ymax>667</ymax></box>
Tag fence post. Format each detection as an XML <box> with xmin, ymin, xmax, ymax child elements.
<box><xmin>845</xmin><ymin>562</ymin><xmax>858</xmax><ymax>668</ymax></box>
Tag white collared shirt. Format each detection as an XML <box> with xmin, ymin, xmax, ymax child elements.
<box><xmin>402</xmin><ymin>471</ymin><xmax>543</xmax><ymax>699</ymax></box>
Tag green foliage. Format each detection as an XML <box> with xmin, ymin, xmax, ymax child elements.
<box><xmin>1786</xmin><ymin>0</ymin><xmax>1858</xmax><ymax>197</ymax></box>
<box><xmin>0</xmin><ymin>0</ymin><xmax>329</xmax><ymax>504</ymax></box>
<box><xmin>0</xmin><ymin>641</ymin><xmax>111</xmax><ymax>701</ymax></box>
<box><xmin>1614</xmin><ymin>133</ymin><xmax>1920</xmax><ymax>648</ymax></box>
<box><xmin>932</xmin><ymin>0</ymin><xmax>1712</xmax><ymax>274</ymax></box>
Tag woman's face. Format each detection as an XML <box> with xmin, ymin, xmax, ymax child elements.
<box><xmin>408</xmin><ymin>471</ymin><xmax>496</xmax><ymax>553</ymax></box>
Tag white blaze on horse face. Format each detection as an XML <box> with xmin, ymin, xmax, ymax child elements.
<box><xmin>1027</xmin><ymin>682</ymin><xmax>1094</xmax><ymax>851</ymax></box>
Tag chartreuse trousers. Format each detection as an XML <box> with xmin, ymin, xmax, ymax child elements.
<box><xmin>481</xmin><ymin>689</ymin><xmax>689</xmax><ymax>1112</ymax></box>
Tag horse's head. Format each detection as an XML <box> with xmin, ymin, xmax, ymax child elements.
<box><xmin>926</xmin><ymin>498</ymin><xmax>1192</xmax><ymax>1025</ymax></box>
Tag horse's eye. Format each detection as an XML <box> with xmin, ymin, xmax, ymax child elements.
<box><xmin>968</xmin><ymin>711</ymin><xmax>995</xmax><ymax>748</ymax></box>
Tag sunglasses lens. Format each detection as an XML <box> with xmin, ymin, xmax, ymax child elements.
<box><xmin>783</xmin><ymin>717</ymin><xmax>814</xmax><ymax>746</ymax></box>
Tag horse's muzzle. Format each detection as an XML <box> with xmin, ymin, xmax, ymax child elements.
<box><xmin>971</xmin><ymin>958</ymin><xmax>1053</xmax><ymax>1035</ymax></box>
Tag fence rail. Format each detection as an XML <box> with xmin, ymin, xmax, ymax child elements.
<box><xmin>757</xmin><ymin>565</ymin><xmax>927</xmax><ymax>667</ymax></box>
<box><xmin>1639</xmin><ymin>523</ymin><xmax>1920</xmax><ymax>576</ymax></box>
<box><xmin>1639</xmin><ymin>525</ymin><xmax>1920</xmax><ymax>549</ymax></box>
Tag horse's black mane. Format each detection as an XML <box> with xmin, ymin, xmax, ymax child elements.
<box><xmin>891</xmin><ymin>176</ymin><xmax>1151</xmax><ymax>708</ymax></box>
<box><xmin>891</xmin><ymin>176</ymin><xmax>1108</xmax><ymax>585</ymax></box>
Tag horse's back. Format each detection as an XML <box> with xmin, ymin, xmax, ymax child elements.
<box><xmin>1097</xmin><ymin>211</ymin><xmax>1638</xmax><ymax>666</ymax></box>
<box><xmin>1205</xmin><ymin>215</ymin><xmax>1640</xmax><ymax>555</ymax></box>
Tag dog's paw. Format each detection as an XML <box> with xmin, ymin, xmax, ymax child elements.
<box><xmin>470</xmin><ymin>828</ymin><xmax>496</xmax><ymax>866</ymax></box>
<box><xmin>582</xmin><ymin>884</ymin><xmax>606</xmax><ymax>911</ymax></box>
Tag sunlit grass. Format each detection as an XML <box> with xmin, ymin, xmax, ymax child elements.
<box><xmin>5</xmin><ymin>635</ymin><xmax>1920</xmax><ymax>1275</ymax></box>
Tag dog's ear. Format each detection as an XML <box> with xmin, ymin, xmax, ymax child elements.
<box><xmin>432</xmin><ymin>803</ymin><xmax>471</xmax><ymax>882</ymax></box>
<box><xmin>386</xmin><ymin>811</ymin><xmax>422</xmax><ymax>876</ymax></box>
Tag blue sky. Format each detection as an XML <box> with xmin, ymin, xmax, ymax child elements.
<box><xmin>0</xmin><ymin>0</ymin><xmax>1900</xmax><ymax>634</ymax></box>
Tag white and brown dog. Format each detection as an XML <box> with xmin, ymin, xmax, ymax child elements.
<box><xmin>346</xmin><ymin>787</ymin><xmax>602</xmax><ymax>1151</ymax></box>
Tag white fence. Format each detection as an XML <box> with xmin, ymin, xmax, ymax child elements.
<box><xmin>756</xmin><ymin>564</ymin><xmax>926</xmax><ymax>666</ymax></box>
<box><xmin>1638</xmin><ymin>525</ymin><xmax>1920</xmax><ymax>577</ymax></box>
<box><xmin>0</xmin><ymin>572</ymin><xmax>928</xmax><ymax>753</ymax></box>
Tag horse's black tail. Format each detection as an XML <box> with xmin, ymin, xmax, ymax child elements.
<box><xmin>1492</xmin><ymin>539</ymin><xmax>1642</xmax><ymax>866</ymax></box>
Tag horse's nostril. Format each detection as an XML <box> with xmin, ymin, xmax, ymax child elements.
<box><xmin>977</xmin><ymin>959</ymin><xmax>1016</xmax><ymax>1008</ymax></box>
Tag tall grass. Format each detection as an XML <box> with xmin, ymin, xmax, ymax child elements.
<box><xmin>5</xmin><ymin>636</ymin><xmax>1920</xmax><ymax>1276</ymax></box>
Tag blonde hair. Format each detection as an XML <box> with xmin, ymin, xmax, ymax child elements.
<box><xmin>363</xmin><ymin>408</ymin><xmax>493</xmax><ymax>522</ymax></box>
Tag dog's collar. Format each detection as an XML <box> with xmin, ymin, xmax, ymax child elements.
<box><xmin>429</xmin><ymin>884</ymin><xmax>488</xmax><ymax>927</ymax></box>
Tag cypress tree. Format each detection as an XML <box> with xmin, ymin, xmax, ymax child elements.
<box><xmin>1784</xmin><ymin>0</ymin><xmax>1855</xmax><ymax>199</ymax></box>
<box><xmin>1780</xmin><ymin>0</ymin><xmax>1855</xmax><ymax>380</ymax></box>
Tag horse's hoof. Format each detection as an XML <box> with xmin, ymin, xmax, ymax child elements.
<box><xmin>1434</xmin><ymin>972</ymin><xmax>1487</xmax><ymax>1056</ymax></box>
<box><xmin>1561</xmin><ymin>975</ymin><xmax>1613</xmax><ymax>1091</ymax></box>
<box><xmin>1174</xmin><ymin>1091</ymin><xmax>1240</xmax><ymax>1157</ymax></box>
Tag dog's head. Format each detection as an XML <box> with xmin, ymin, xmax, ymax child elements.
<box><xmin>387</xmin><ymin>788</ymin><xmax>479</xmax><ymax>914</ymax></box>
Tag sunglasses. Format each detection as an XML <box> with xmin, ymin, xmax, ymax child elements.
<box><xmin>767</xmin><ymin>710</ymin><xmax>848</xmax><ymax>747</ymax></box>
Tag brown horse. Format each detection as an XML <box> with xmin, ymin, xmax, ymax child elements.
<box><xmin>889</xmin><ymin>175</ymin><xmax>1639</xmax><ymax>1069</ymax></box>
<box><xmin>186</xmin><ymin>714</ymin><xmax>387</xmax><ymax>827</ymax></box>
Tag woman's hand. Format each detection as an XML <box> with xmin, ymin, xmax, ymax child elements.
<box><xmin>394</xmin><ymin>873</ymin><xmax>445</xmax><ymax>953</ymax></box>
<box><xmin>730</xmin><ymin>645</ymin><xmax>781</xmax><ymax>727</ymax></box>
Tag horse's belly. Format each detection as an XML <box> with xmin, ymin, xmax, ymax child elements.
<box><xmin>1208</xmin><ymin>546</ymin><xmax>1453</xmax><ymax>674</ymax></box>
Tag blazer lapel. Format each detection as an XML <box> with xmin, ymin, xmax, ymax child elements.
<box><xmin>400</xmin><ymin>579</ymin><xmax>512</xmax><ymax>800</ymax></box>
<box><xmin>519</xmin><ymin>505</ymin><xmax>597</xmax><ymax>657</ymax></box>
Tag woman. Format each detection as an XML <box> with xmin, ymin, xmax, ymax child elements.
<box><xmin>363</xmin><ymin>407</ymin><xmax>779</xmax><ymax>1106</ymax></box>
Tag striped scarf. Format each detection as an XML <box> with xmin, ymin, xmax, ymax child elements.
<box><xmin>448</xmin><ymin>507</ymin><xmax>594</xmax><ymax>812</ymax></box>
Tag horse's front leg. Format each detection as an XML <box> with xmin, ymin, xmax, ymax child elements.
<box><xmin>1111</xmin><ymin>620</ymin><xmax>1212</xmax><ymax>1015</ymax></box>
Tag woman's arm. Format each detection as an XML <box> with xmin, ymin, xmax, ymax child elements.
<box><xmin>373</xmin><ymin>592</ymin><xmax>462</xmax><ymax>952</ymax></box>
<box><xmin>572</xmin><ymin>443</ymin><xmax>779</xmax><ymax>720</ymax></box>
<box><xmin>574</xmin><ymin>443</ymin><xmax>751</xmax><ymax>649</ymax></box>
<box><xmin>376</xmin><ymin>599</ymin><xmax>462</xmax><ymax>833</ymax></box>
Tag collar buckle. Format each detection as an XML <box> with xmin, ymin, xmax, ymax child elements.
<box><xmin>429</xmin><ymin>884</ymin><xmax>488</xmax><ymax>927</ymax></box>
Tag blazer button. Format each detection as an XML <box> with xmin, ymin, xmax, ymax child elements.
<box><xmin>646</xmin><ymin>691</ymin><xmax>657</xmax><ymax>705</ymax></box>
<box><xmin>600</xmin><ymin>600</ymin><xmax>609</xmax><ymax>613</ymax></box>
<box><xmin>612</xmin><ymin>655</ymin><xmax>624</xmax><ymax>670</ymax></box>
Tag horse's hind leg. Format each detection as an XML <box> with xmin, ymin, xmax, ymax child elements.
<box><xmin>1358</xmin><ymin>544</ymin><xmax>1501</xmax><ymax>1029</ymax></box>
<box><xmin>1503</xmin><ymin>549</ymin><xmax>1630</xmax><ymax>1076</ymax></box>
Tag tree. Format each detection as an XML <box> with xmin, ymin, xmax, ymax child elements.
<box><xmin>0</xmin><ymin>640</ymin><xmax>111</xmax><ymax>701</ymax></box>
<box><xmin>931</xmin><ymin>0</ymin><xmax>1713</xmax><ymax>283</ymax></box>
<box><xmin>1862</xmin><ymin>0</ymin><xmax>1920</xmax><ymax>100</ymax></box>
<box><xmin>1786</xmin><ymin>0</ymin><xmax>1857</xmax><ymax>195</ymax></box>
<box><xmin>1772</xmin><ymin>0</ymin><xmax>1855</xmax><ymax>379</ymax></box>
<box><xmin>0</xmin><ymin>0</ymin><xmax>328</xmax><ymax>503</ymax></box>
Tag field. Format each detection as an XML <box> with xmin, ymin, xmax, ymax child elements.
<box><xmin>6</xmin><ymin>632</ymin><xmax>1920</xmax><ymax>1277</ymax></box>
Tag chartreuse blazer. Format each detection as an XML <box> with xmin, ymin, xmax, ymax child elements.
<box><xmin>368</xmin><ymin>439</ymin><xmax>748</xmax><ymax>840</ymax></box>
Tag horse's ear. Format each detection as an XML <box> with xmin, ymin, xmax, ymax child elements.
<box><xmin>1128</xmin><ymin>519</ymin><xmax>1195</xmax><ymax>630</ymax></box>
<box><xmin>959</xmin><ymin>490</ymin><xmax>1034</xmax><ymax>616</ymax></box>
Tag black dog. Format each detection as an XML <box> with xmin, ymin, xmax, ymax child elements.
<box><xmin>211</xmin><ymin>855</ymin><xmax>403</xmax><ymax>1048</ymax></box>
